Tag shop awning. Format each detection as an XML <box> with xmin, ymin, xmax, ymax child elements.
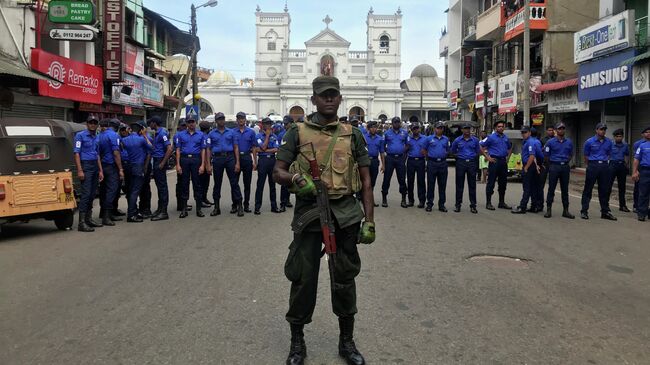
<box><xmin>619</xmin><ymin>51</ymin><xmax>650</xmax><ymax>66</ymax></box>
<box><xmin>0</xmin><ymin>53</ymin><xmax>54</xmax><ymax>82</ymax></box>
<box><xmin>535</xmin><ymin>78</ymin><xmax>578</xmax><ymax>92</ymax></box>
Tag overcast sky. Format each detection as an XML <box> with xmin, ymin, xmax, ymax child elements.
<box><xmin>145</xmin><ymin>0</ymin><xmax>447</xmax><ymax>81</ymax></box>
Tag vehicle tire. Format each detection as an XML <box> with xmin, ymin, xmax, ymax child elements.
<box><xmin>54</xmin><ymin>210</ymin><xmax>74</xmax><ymax>231</ymax></box>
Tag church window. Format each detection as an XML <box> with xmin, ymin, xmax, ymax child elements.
<box><xmin>320</xmin><ymin>55</ymin><xmax>335</xmax><ymax>76</ymax></box>
<box><xmin>266</xmin><ymin>30</ymin><xmax>278</xmax><ymax>51</ymax></box>
<box><xmin>379</xmin><ymin>35</ymin><xmax>390</xmax><ymax>54</ymax></box>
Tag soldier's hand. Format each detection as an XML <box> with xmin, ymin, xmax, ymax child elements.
<box><xmin>78</xmin><ymin>170</ymin><xmax>85</xmax><ymax>181</ymax></box>
<box><xmin>292</xmin><ymin>174</ymin><xmax>316</xmax><ymax>197</ymax></box>
<box><xmin>358</xmin><ymin>221</ymin><xmax>376</xmax><ymax>244</ymax></box>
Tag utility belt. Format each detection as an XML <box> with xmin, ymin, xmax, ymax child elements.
<box><xmin>408</xmin><ymin>156</ymin><xmax>424</xmax><ymax>161</ymax></box>
<box><xmin>588</xmin><ymin>160</ymin><xmax>608</xmax><ymax>164</ymax></box>
<box><xmin>369</xmin><ymin>156</ymin><xmax>379</xmax><ymax>160</ymax></box>
<box><xmin>456</xmin><ymin>158</ymin><xmax>476</xmax><ymax>163</ymax></box>
<box><xmin>212</xmin><ymin>151</ymin><xmax>234</xmax><ymax>157</ymax></box>
<box><xmin>258</xmin><ymin>153</ymin><xmax>276</xmax><ymax>158</ymax></box>
<box><xmin>550</xmin><ymin>161</ymin><xmax>569</xmax><ymax>166</ymax></box>
<box><xmin>427</xmin><ymin>157</ymin><xmax>446</xmax><ymax>162</ymax></box>
<box><xmin>387</xmin><ymin>153</ymin><xmax>404</xmax><ymax>158</ymax></box>
<box><xmin>609</xmin><ymin>160</ymin><xmax>625</xmax><ymax>164</ymax></box>
<box><xmin>181</xmin><ymin>153</ymin><xmax>200</xmax><ymax>158</ymax></box>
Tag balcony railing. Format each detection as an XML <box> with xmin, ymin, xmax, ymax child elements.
<box><xmin>288</xmin><ymin>49</ymin><xmax>306</xmax><ymax>58</ymax></box>
<box><xmin>349</xmin><ymin>51</ymin><xmax>368</xmax><ymax>59</ymax></box>
<box><xmin>463</xmin><ymin>15</ymin><xmax>477</xmax><ymax>40</ymax></box>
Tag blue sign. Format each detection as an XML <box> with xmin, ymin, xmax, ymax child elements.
<box><xmin>578</xmin><ymin>49</ymin><xmax>636</xmax><ymax>102</ymax></box>
<box><xmin>185</xmin><ymin>105</ymin><xmax>199</xmax><ymax>120</ymax></box>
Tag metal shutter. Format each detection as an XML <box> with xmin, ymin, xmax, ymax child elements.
<box><xmin>0</xmin><ymin>104</ymin><xmax>66</xmax><ymax>120</ymax></box>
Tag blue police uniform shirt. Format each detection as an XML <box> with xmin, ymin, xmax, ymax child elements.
<box><xmin>633</xmin><ymin>139</ymin><xmax>646</xmax><ymax>152</ymax></box>
<box><xmin>256</xmin><ymin>132</ymin><xmax>279</xmax><ymax>155</ymax></box>
<box><xmin>480</xmin><ymin>132</ymin><xmax>512</xmax><ymax>158</ymax></box>
<box><xmin>406</xmin><ymin>135</ymin><xmax>426</xmax><ymax>158</ymax></box>
<box><xmin>451</xmin><ymin>135</ymin><xmax>481</xmax><ymax>160</ymax></box>
<box><xmin>384</xmin><ymin>128</ymin><xmax>408</xmax><ymax>155</ymax></box>
<box><xmin>365</xmin><ymin>134</ymin><xmax>385</xmax><ymax>158</ymax></box>
<box><xmin>207</xmin><ymin>128</ymin><xmax>237</xmax><ymax>153</ymax></box>
<box><xmin>151</xmin><ymin>127</ymin><xmax>171</xmax><ymax>159</ymax></box>
<box><xmin>98</xmin><ymin>129</ymin><xmax>120</xmax><ymax>164</ymax></box>
<box><xmin>73</xmin><ymin>130</ymin><xmax>99</xmax><ymax>161</ymax></box>
<box><xmin>276</xmin><ymin>128</ymin><xmax>287</xmax><ymax>142</ymax></box>
<box><xmin>235</xmin><ymin>127</ymin><xmax>256</xmax><ymax>154</ymax></box>
<box><xmin>423</xmin><ymin>134</ymin><xmax>450</xmax><ymax>159</ymax></box>
<box><xmin>121</xmin><ymin>133</ymin><xmax>152</xmax><ymax>164</ymax></box>
<box><xmin>635</xmin><ymin>141</ymin><xmax>650</xmax><ymax>167</ymax></box>
<box><xmin>544</xmin><ymin>137</ymin><xmax>573</xmax><ymax>162</ymax></box>
<box><xmin>176</xmin><ymin>130</ymin><xmax>206</xmax><ymax>155</ymax></box>
<box><xmin>583</xmin><ymin>136</ymin><xmax>613</xmax><ymax>161</ymax></box>
<box><xmin>359</xmin><ymin>125</ymin><xmax>369</xmax><ymax>138</ymax></box>
<box><xmin>532</xmin><ymin>137</ymin><xmax>545</xmax><ymax>161</ymax></box>
<box><xmin>522</xmin><ymin>137</ymin><xmax>543</xmax><ymax>164</ymax></box>
<box><xmin>610</xmin><ymin>142</ymin><xmax>629</xmax><ymax>162</ymax></box>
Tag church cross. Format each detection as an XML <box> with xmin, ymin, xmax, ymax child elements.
<box><xmin>323</xmin><ymin>15</ymin><xmax>332</xmax><ymax>28</ymax></box>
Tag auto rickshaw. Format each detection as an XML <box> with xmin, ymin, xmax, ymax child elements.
<box><xmin>503</xmin><ymin>129</ymin><xmax>523</xmax><ymax>179</ymax></box>
<box><xmin>0</xmin><ymin>118</ymin><xmax>77</xmax><ymax>230</ymax></box>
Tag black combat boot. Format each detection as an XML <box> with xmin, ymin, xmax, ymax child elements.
<box><xmin>102</xmin><ymin>209</ymin><xmax>115</xmax><ymax>226</ymax></box>
<box><xmin>86</xmin><ymin>211</ymin><xmax>103</xmax><ymax>228</ymax></box>
<box><xmin>230</xmin><ymin>203</ymin><xmax>238</xmax><ymax>214</ymax></box>
<box><xmin>151</xmin><ymin>208</ymin><xmax>169</xmax><ymax>221</ymax></box>
<box><xmin>237</xmin><ymin>203</ymin><xmax>244</xmax><ymax>217</ymax></box>
<box><xmin>562</xmin><ymin>206</ymin><xmax>575</xmax><ymax>219</ymax></box>
<box><xmin>381</xmin><ymin>194</ymin><xmax>388</xmax><ymax>208</ymax></box>
<box><xmin>286</xmin><ymin>324</ymin><xmax>306</xmax><ymax>365</ymax></box>
<box><xmin>400</xmin><ymin>194</ymin><xmax>408</xmax><ymax>208</ymax></box>
<box><xmin>77</xmin><ymin>212</ymin><xmax>94</xmax><ymax>232</ymax></box>
<box><xmin>338</xmin><ymin>317</ymin><xmax>365</xmax><ymax>365</ymax></box>
<box><xmin>486</xmin><ymin>196</ymin><xmax>495</xmax><ymax>211</ymax></box>
<box><xmin>544</xmin><ymin>204</ymin><xmax>552</xmax><ymax>218</ymax></box>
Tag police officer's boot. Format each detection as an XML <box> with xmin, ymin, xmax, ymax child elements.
<box><xmin>151</xmin><ymin>208</ymin><xmax>169</xmax><ymax>221</ymax></box>
<box><xmin>381</xmin><ymin>193</ymin><xmax>388</xmax><ymax>208</ymax></box>
<box><xmin>237</xmin><ymin>202</ymin><xmax>244</xmax><ymax>217</ymax></box>
<box><xmin>78</xmin><ymin>212</ymin><xmax>94</xmax><ymax>232</ymax></box>
<box><xmin>86</xmin><ymin>211</ymin><xmax>103</xmax><ymax>228</ymax></box>
<box><xmin>486</xmin><ymin>196</ymin><xmax>495</xmax><ymax>211</ymax></box>
<box><xmin>286</xmin><ymin>324</ymin><xmax>306</xmax><ymax>365</ymax></box>
<box><xmin>229</xmin><ymin>203</ymin><xmax>238</xmax><ymax>214</ymax></box>
<box><xmin>544</xmin><ymin>204</ymin><xmax>552</xmax><ymax>218</ymax></box>
<box><xmin>102</xmin><ymin>209</ymin><xmax>116</xmax><ymax>226</ymax></box>
<box><xmin>562</xmin><ymin>206</ymin><xmax>575</xmax><ymax>219</ymax></box>
<box><xmin>338</xmin><ymin>316</ymin><xmax>365</xmax><ymax>365</ymax></box>
<box><xmin>400</xmin><ymin>194</ymin><xmax>408</xmax><ymax>208</ymax></box>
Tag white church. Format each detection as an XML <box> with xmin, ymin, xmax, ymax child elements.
<box><xmin>197</xmin><ymin>6</ymin><xmax>447</xmax><ymax>122</ymax></box>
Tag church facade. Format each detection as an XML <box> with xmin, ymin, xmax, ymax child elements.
<box><xmin>198</xmin><ymin>6</ymin><xmax>446</xmax><ymax>122</ymax></box>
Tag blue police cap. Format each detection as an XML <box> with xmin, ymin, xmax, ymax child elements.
<box><xmin>643</xmin><ymin>126</ymin><xmax>650</xmax><ymax>133</ymax></box>
<box><xmin>461</xmin><ymin>122</ymin><xmax>472</xmax><ymax>129</ymax></box>
<box><xmin>214</xmin><ymin>112</ymin><xmax>225</xmax><ymax>120</ymax></box>
<box><xmin>109</xmin><ymin>118</ymin><xmax>121</xmax><ymax>128</ymax></box>
<box><xmin>391</xmin><ymin>116</ymin><xmax>401</xmax><ymax>123</ymax></box>
<box><xmin>435</xmin><ymin>121</ymin><xmax>445</xmax><ymax>128</ymax></box>
<box><xmin>554</xmin><ymin>122</ymin><xmax>566</xmax><ymax>129</ymax></box>
<box><xmin>178</xmin><ymin>118</ymin><xmax>187</xmax><ymax>126</ymax></box>
<box><xmin>596</xmin><ymin>122</ymin><xmax>607</xmax><ymax>130</ymax></box>
<box><xmin>262</xmin><ymin>117</ymin><xmax>273</xmax><ymax>124</ymax></box>
<box><xmin>130</xmin><ymin>120</ymin><xmax>147</xmax><ymax>130</ymax></box>
<box><xmin>86</xmin><ymin>115</ymin><xmax>99</xmax><ymax>123</ymax></box>
<box><xmin>236</xmin><ymin>111</ymin><xmax>247</xmax><ymax>119</ymax></box>
<box><xmin>283</xmin><ymin>115</ymin><xmax>293</xmax><ymax>124</ymax></box>
<box><xmin>147</xmin><ymin>115</ymin><xmax>163</xmax><ymax>126</ymax></box>
<box><xmin>521</xmin><ymin>125</ymin><xmax>531</xmax><ymax>132</ymax></box>
<box><xmin>367</xmin><ymin>120</ymin><xmax>378</xmax><ymax>128</ymax></box>
<box><xmin>613</xmin><ymin>128</ymin><xmax>624</xmax><ymax>136</ymax></box>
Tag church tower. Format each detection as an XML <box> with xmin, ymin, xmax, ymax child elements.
<box><xmin>255</xmin><ymin>5</ymin><xmax>291</xmax><ymax>86</ymax></box>
<box><xmin>366</xmin><ymin>7</ymin><xmax>402</xmax><ymax>88</ymax></box>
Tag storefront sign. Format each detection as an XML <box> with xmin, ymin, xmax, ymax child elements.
<box><xmin>103</xmin><ymin>0</ymin><xmax>124</xmax><ymax>81</ymax></box>
<box><xmin>142</xmin><ymin>75</ymin><xmax>164</xmax><ymax>107</ymax></box>
<box><xmin>574</xmin><ymin>10</ymin><xmax>635</xmax><ymax>64</ymax></box>
<box><xmin>475</xmin><ymin>78</ymin><xmax>497</xmax><ymax>108</ymax></box>
<box><xmin>548</xmin><ymin>87</ymin><xmax>589</xmax><ymax>113</ymax></box>
<box><xmin>449</xmin><ymin>89</ymin><xmax>458</xmax><ymax>109</ymax></box>
<box><xmin>578</xmin><ymin>49</ymin><xmax>634</xmax><ymax>102</ymax></box>
<box><xmin>498</xmin><ymin>72</ymin><xmax>519</xmax><ymax>114</ymax></box>
<box><xmin>48</xmin><ymin>0</ymin><xmax>95</xmax><ymax>24</ymax></box>
<box><xmin>633</xmin><ymin>62</ymin><xmax>650</xmax><ymax>95</ymax></box>
<box><xmin>531</xmin><ymin>113</ymin><xmax>544</xmax><ymax>126</ymax></box>
<box><xmin>504</xmin><ymin>3</ymin><xmax>548</xmax><ymax>41</ymax></box>
<box><xmin>111</xmin><ymin>74</ymin><xmax>143</xmax><ymax>107</ymax></box>
<box><xmin>79</xmin><ymin>102</ymin><xmax>124</xmax><ymax>114</ymax></box>
<box><xmin>31</xmin><ymin>48</ymin><xmax>103</xmax><ymax>104</ymax></box>
<box><xmin>49</xmin><ymin>28</ymin><xmax>94</xmax><ymax>42</ymax></box>
<box><xmin>125</xmin><ymin>44</ymin><xmax>144</xmax><ymax>77</ymax></box>
<box><xmin>464</xmin><ymin>56</ymin><xmax>473</xmax><ymax>79</ymax></box>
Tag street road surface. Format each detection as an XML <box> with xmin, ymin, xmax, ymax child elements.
<box><xmin>1</xmin><ymin>170</ymin><xmax>648</xmax><ymax>364</ymax></box>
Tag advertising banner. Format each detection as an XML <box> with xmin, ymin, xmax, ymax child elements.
<box><xmin>31</xmin><ymin>48</ymin><xmax>103</xmax><ymax>104</ymax></box>
<box><xmin>548</xmin><ymin>87</ymin><xmax>589</xmax><ymax>113</ymax></box>
<box><xmin>574</xmin><ymin>10</ymin><xmax>635</xmax><ymax>64</ymax></box>
<box><xmin>578</xmin><ymin>49</ymin><xmax>635</xmax><ymax>102</ymax></box>
<box><xmin>632</xmin><ymin>62</ymin><xmax>650</xmax><ymax>96</ymax></box>
<box><xmin>111</xmin><ymin>73</ymin><xmax>143</xmax><ymax>107</ymax></box>
<box><xmin>504</xmin><ymin>3</ymin><xmax>548</xmax><ymax>41</ymax></box>
<box><xmin>498</xmin><ymin>72</ymin><xmax>519</xmax><ymax>114</ymax></box>
<box><xmin>142</xmin><ymin>75</ymin><xmax>164</xmax><ymax>107</ymax></box>
<box><xmin>125</xmin><ymin>43</ymin><xmax>144</xmax><ymax>77</ymax></box>
<box><xmin>475</xmin><ymin>78</ymin><xmax>498</xmax><ymax>108</ymax></box>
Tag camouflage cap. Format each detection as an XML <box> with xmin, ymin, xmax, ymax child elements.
<box><xmin>312</xmin><ymin>76</ymin><xmax>340</xmax><ymax>95</ymax></box>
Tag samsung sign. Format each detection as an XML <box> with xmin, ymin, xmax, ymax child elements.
<box><xmin>578</xmin><ymin>49</ymin><xmax>635</xmax><ymax>102</ymax></box>
<box><xmin>574</xmin><ymin>10</ymin><xmax>635</xmax><ymax>64</ymax></box>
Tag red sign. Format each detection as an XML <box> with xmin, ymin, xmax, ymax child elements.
<box><xmin>103</xmin><ymin>0</ymin><xmax>124</xmax><ymax>81</ymax></box>
<box><xmin>504</xmin><ymin>2</ymin><xmax>548</xmax><ymax>41</ymax></box>
<box><xmin>125</xmin><ymin>43</ymin><xmax>144</xmax><ymax>76</ymax></box>
<box><xmin>464</xmin><ymin>56</ymin><xmax>473</xmax><ymax>79</ymax></box>
<box><xmin>31</xmin><ymin>48</ymin><xmax>103</xmax><ymax>104</ymax></box>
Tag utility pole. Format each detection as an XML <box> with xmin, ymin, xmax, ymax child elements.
<box><xmin>420</xmin><ymin>76</ymin><xmax>424</xmax><ymax>123</ymax></box>
<box><xmin>191</xmin><ymin>3</ymin><xmax>199</xmax><ymax>108</ymax></box>
<box><xmin>522</xmin><ymin>1</ymin><xmax>531</xmax><ymax>127</ymax></box>
<box><xmin>483</xmin><ymin>55</ymin><xmax>489</xmax><ymax>131</ymax></box>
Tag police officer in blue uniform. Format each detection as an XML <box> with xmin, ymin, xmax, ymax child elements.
<box><xmin>234</xmin><ymin>112</ymin><xmax>256</xmax><ymax>213</ymax></box>
<box><xmin>543</xmin><ymin>122</ymin><xmax>575</xmax><ymax>219</ymax></box>
<box><xmin>198</xmin><ymin>120</ymin><xmax>213</xmax><ymax>209</ymax></box>
<box><xmin>632</xmin><ymin>129</ymin><xmax>650</xmax><ymax>213</ymax></box>
<box><xmin>138</xmin><ymin>128</ymin><xmax>154</xmax><ymax>219</ymax></box>
<box><xmin>121</xmin><ymin>121</ymin><xmax>153</xmax><ymax>222</ymax></box>
<box><xmin>381</xmin><ymin>116</ymin><xmax>409</xmax><ymax>208</ymax></box>
<box><xmin>98</xmin><ymin>118</ymin><xmax>124</xmax><ymax>226</ymax></box>
<box><xmin>512</xmin><ymin>126</ymin><xmax>543</xmax><ymax>214</ymax></box>
<box><xmin>279</xmin><ymin>115</ymin><xmax>294</xmax><ymax>211</ymax></box>
<box><xmin>74</xmin><ymin>116</ymin><xmax>104</xmax><ymax>232</ymax></box>
<box><xmin>113</xmin><ymin>123</ymin><xmax>130</xmax><ymax>219</ymax></box>
<box><xmin>451</xmin><ymin>123</ymin><xmax>481</xmax><ymax>213</ymax></box>
<box><xmin>174</xmin><ymin>120</ymin><xmax>191</xmax><ymax>212</ymax></box>
<box><xmin>406</xmin><ymin>123</ymin><xmax>426</xmax><ymax>208</ymax></box>
<box><xmin>608</xmin><ymin>129</ymin><xmax>630</xmax><ymax>212</ymax></box>
<box><xmin>480</xmin><ymin>121</ymin><xmax>513</xmax><ymax>210</ymax></box>
<box><xmin>148</xmin><ymin>116</ymin><xmax>173</xmax><ymax>221</ymax></box>
<box><xmin>207</xmin><ymin>112</ymin><xmax>243</xmax><ymax>217</ymax></box>
<box><xmin>421</xmin><ymin>122</ymin><xmax>450</xmax><ymax>212</ymax></box>
<box><xmin>365</xmin><ymin>121</ymin><xmax>385</xmax><ymax>207</ymax></box>
<box><xmin>581</xmin><ymin>122</ymin><xmax>616</xmax><ymax>220</ymax></box>
<box><xmin>175</xmin><ymin>117</ymin><xmax>207</xmax><ymax>218</ymax></box>
<box><xmin>254</xmin><ymin>117</ymin><xmax>281</xmax><ymax>214</ymax></box>
<box><xmin>632</xmin><ymin>126</ymin><xmax>650</xmax><ymax>221</ymax></box>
